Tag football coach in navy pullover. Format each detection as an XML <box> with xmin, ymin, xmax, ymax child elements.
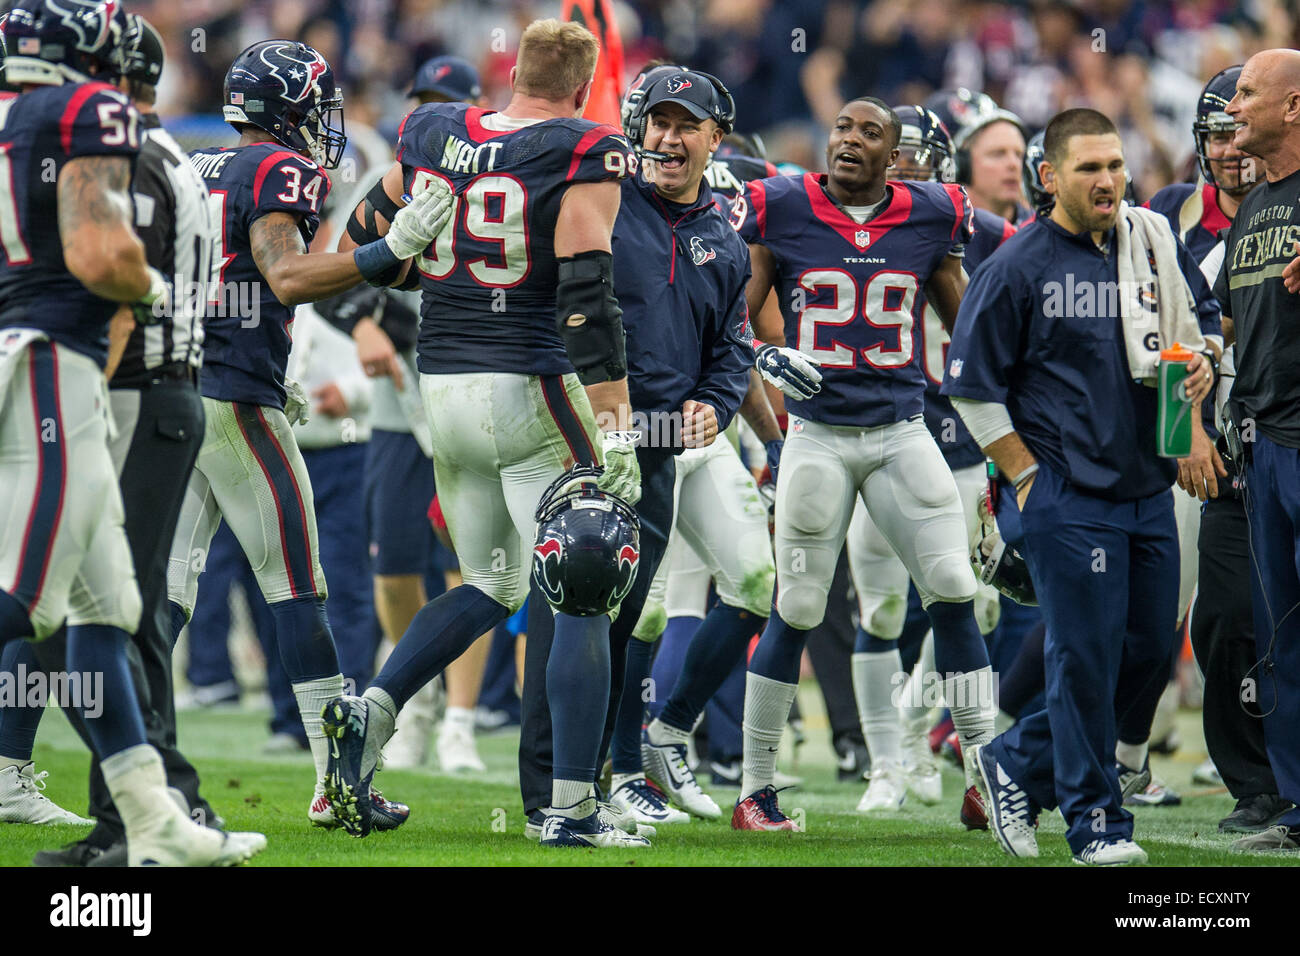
<box><xmin>941</xmin><ymin>109</ymin><xmax>1222</xmax><ymax>865</ymax></box>
<box><xmin>517</xmin><ymin>69</ymin><xmax>756</xmax><ymax>821</ymax></box>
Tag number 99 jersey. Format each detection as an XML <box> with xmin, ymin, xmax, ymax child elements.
<box><xmin>0</xmin><ymin>83</ymin><xmax>142</xmax><ymax>368</ymax></box>
<box><xmin>735</xmin><ymin>172</ymin><xmax>973</xmax><ymax>427</ymax></box>
<box><xmin>394</xmin><ymin>102</ymin><xmax>634</xmax><ymax>377</ymax></box>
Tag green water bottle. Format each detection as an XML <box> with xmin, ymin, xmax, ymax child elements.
<box><xmin>1157</xmin><ymin>343</ymin><xmax>1193</xmax><ymax>458</ymax></box>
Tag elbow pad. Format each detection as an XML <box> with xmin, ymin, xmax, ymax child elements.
<box><xmin>346</xmin><ymin>178</ymin><xmax>403</xmax><ymax>248</ymax></box>
<box><xmin>556</xmin><ymin>250</ymin><xmax>627</xmax><ymax>385</ymax></box>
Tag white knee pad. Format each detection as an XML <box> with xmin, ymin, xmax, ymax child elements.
<box><xmin>917</xmin><ymin>554</ymin><xmax>979</xmax><ymax>607</ymax></box>
<box><xmin>857</xmin><ymin>588</ymin><xmax>908</xmax><ymax>639</ymax></box>
<box><xmin>776</xmin><ymin>582</ymin><xmax>830</xmax><ymax>631</ymax></box>
<box><xmin>714</xmin><ymin>552</ymin><xmax>775</xmax><ymax>619</ymax></box>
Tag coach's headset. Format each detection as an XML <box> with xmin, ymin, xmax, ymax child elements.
<box><xmin>626</xmin><ymin>69</ymin><xmax>736</xmax><ymax>163</ymax></box>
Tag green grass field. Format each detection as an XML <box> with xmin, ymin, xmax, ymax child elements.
<box><xmin>3</xmin><ymin>685</ymin><xmax>1295</xmax><ymax>867</ymax></box>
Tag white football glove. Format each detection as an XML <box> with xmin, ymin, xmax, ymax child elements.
<box><xmin>133</xmin><ymin>266</ymin><xmax>170</xmax><ymax>326</ymax></box>
<box><xmin>385</xmin><ymin>182</ymin><xmax>454</xmax><ymax>260</ymax></box>
<box><xmin>283</xmin><ymin>378</ymin><xmax>311</xmax><ymax>426</ymax></box>
<box><xmin>598</xmin><ymin>431</ymin><xmax>642</xmax><ymax>506</ymax></box>
<box><xmin>756</xmin><ymin>343</ymin><xmax>824</xmax><ymax>401</ymax></box>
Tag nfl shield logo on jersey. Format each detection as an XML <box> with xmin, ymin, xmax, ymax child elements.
<box><xmin>854</xmin><ymin>229</ymin><xmax>870</xmax><ymax>248</ymax></box>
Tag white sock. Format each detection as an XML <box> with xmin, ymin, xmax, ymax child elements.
<box><xmin>741</xmin><ymin>672</ymin><xmax>798</xmax><ymax>797</ymax></box>
<box><xmin>293</xmin><ymin>674</ymin><xmax>345</xmax><ymax>782</ymax></box>
<box><xmin>851</xmin><ymin>650</ymin><xmax>903</xmax><ymax>766</ymax></box>
<box><xmin>0</xmin><ymin>756</ymin><xmax>29</xmax><ymax>772</ymax></box>
<box><xmin>943</xmin><ymin>667</ymin><xmax>996</xmax><ymax>786</ymax></box>
<box><xmin>995</xmin><ymin>709</ymin><xmax>1017</xmax><ymax>734</ymax></box>
<box><xmin>1116</xmin><ymin>740</ymin><xmax>1148</xmax><ymax>771</ymax></box>
<box><xmin>647</xmin><ymin>717</ymin><xmax>689</xmax><ymax>746</ymax></box>
<box><xmin>101</xmin><ymin>744</ymin><xmax>173</xmax><ymax>836</ymax></box>
<box><xmin>610</xmin><ymin>771</ymin><xmax>641</xmax><ymax>792</ymax></box>
<box><xmin>361</xmin><ymin>687</ymin><xmax>398</xmax><ymax>745</ymax></box>
<box><xmin>552</xmin><ymin>780</ymin><xmax>594</xmax><ymax>818</ymax></box>
<box><xmin>443</xmin><ymin>705</ymin><xmax>475</xmax><ymax>731</ymax></box>
<box><xmin>899</xmin><ymin>632</ymin><xmax>937</xmax><ymax>732</ymax></box>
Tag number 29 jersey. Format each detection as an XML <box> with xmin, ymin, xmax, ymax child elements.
<box><xmin>0</xmin><ymin>83</ymin><xmax>142</xmax><ymax>367</ymax></box>
<box><xmin>736</xmin><ymin>172</ymin><xmax>973</xmax><ymax>427</ymax></box>
<box><xmin>394</xmin><ymin>102</ymin><xmax>633</xmax><ymax>376</ymax></box>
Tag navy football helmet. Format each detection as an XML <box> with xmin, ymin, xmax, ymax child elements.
<box><xmin>1</xmin><ymin>0</ymin><xmax>129</xmax><ymax>87</ymax></box>
<box><xmin>924</xmin><ymin>88</ymin><xmax>997</xmax><ymax>145</ymax></box>
<box><xmin>532</xmin><ymin>465</ymin><xmax>641</xmax><ymax>617</ymax></box>
<box><xmin>0</xmin><ymin>12</ymin><xmax>17</xmax><ymax>92</ymax></box>
<box><xmin>121</xmin><ymin>13</ymin><xmax>163</xmax><ymax>89</ymax></box>
<box><xmin>223</xmin><ymin>39</ymin><xmax>346</xmax><ymax>169</ymax></box>
<box><xmin>1194</xmin><ymin>65</ymin><xmax>1251</xmax><ymax>195</ymax></box>
<box><xmin>972</xmin><ymin>487</ymin><xmax>1037</xmax><ymax>607</ymax></box>
<box><xmin>891</xmin><ymin>105</ymin><xmax>956</xmax><ymax>183</ymax></box>
<box><xmin>1022</xmin><ymin>129</ymin><xmax>1049</xmax><ymax>211</ymax></box>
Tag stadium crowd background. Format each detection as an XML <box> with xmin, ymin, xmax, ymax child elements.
<box><xmin>132</xmin><ymin>0</ymin><xmax>1297</xmax><ymax>201</ymax></box>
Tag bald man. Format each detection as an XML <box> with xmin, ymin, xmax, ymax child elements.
<box><xmin>1215</xmin><ymin>48</ymin><xmax>1300</xmax><ymax>851</ymax></box>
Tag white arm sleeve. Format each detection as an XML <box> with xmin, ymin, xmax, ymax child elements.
<box><xmin>950</xmin><ymin>396</ymin><xmax>1015</xmax><ymax>449</ymax></box>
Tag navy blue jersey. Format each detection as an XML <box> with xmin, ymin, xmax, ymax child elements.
<box><xmin>1144</xmin><ymin>182</ymin><xmax>1232</xmax><ymax>264</ymax></box>
<box><xmin>0</xmin><ymin>84</ymin><xmax>142</xmax><ymax>367</ymax></box>
<box><xmin>737</xmin><ymin>173</ymin><xmax>973</xmax><ymax>426</ymax></box>
<box><xmin>705</xmin><ymin>152</ymin><xmax>778</xmax><ymax>227</ymax></box>
<box><xmin>394</xmin><ymin>103</ymin><xmax>633</xmax><ymax>376</ymax></box>
<box><xmin>613</xmin><ymin>176</ymin><xmax>753</xmax><ymax>437</ymax></box>
<box><xmin>190</xmin><ymin>142</ymin><xmax>330</xmax><ymax>408</ymax></box>
<box><xmin>918</xmin><ymin>207</ymin><xmax>1017</xmax><ymax>467</ymax></box>
<box><xmin>941</xmin><ymin>216</ymin><xmax>1222</xmax><ymax>500</ymax></box>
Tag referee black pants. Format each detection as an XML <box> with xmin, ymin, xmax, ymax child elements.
<box><xmin>31</xmin><ymin>375</ymin><xmax>213</xmax><ymax>842</ymax></box>
<box><xmin>1190</xmin><ymin>491</ymin><xmax>1279</xmax><ymax>800</ymax></box>
<box><xmin>518</xmin><ymin>447</ymin><xmax>677</xmax><ymax>815</ymax></box>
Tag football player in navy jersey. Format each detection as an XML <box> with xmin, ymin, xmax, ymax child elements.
<box><xmin>845</xmin><ymin>105</ymin><xmax>1013</xmax><ymax>819</ymax></box>
<box><xmin>322</xmin><ymin>18</ymin><xmax>650</xmax><ymax>847</ymax></box>
<box><xmin>167</xmin><ymin>38</ymin><xmax>452</xmax><ymax>830</ymax></box>
<box><xmin>729</xmin><ymin>98</ymin><xmax>996</xmax><ymax>830</ymax></box>
<box><xmin>0</xmin><ymin>0</ymin><xmax>263</xmax><ymax>866</ymax></box>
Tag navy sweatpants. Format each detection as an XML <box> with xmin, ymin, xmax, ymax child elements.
<box><xmin>988</xmin><ymin>463</ymin><xmax>1178</xmax><ymax>852</ymax></box>
<box><xmin>1243</xmin><ymin>432</ymin><xmax>1300</xmax><ymax>826</ymax></box>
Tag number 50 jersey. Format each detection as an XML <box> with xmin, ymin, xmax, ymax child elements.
<box><xmin>0</xmin><ymin>83</ymin><xmax>142</xmax><ymax>367</ymax></box>
<box><xmin>394</xmin><ymin>102</ymin><xmax>633</xmax><ymax>376</ymax></box>
<box><xmin>736</xmin><ymin>172</ymin><xmax>973</xmax><ymax>427</ymax></box>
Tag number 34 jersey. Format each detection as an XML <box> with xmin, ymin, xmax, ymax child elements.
<box><xmin>736</xmin><ymin>173</ymin><xmax>973</xmax><ymax>427</ymax></box>
<box><xmin>394</xmin><ymin>102</ymin><xmax>633</xmax><ymax>377</ymax></box>
<box><xmin>0</xmin><ymin>83</ymin><xmax>142</xmax><ymax>368</ymax></box>
<box><xmin>189</xmin><ymin>142</ymin><xmax>330</xmax><ymax>409</ymax></box>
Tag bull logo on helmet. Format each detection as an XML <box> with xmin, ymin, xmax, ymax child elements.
<box><xmin>665</xmin><ymin>75</ymin><xmax>692</xmax><ymax>94</ymax></box>
<box><xmin>45</xmin><ymin>0</ymin><xmax>119</xmax><ymax>53</ymax></box>
<box><xmin>532</xmin><ymin>536</ymin><xmax>565</xmax><ymax>607</ymax></box>
<box><xmin>612</xmin><ymin>543</ymin><xmax>640</xmax><ymax>605</ymax></box>
<box><xmin>256</xmin><ymin>40</ymin><xmax>328</xmax><ymax>104</ymax></box>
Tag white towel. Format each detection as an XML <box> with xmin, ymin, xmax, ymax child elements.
<box><xmin>1114</xmin><ymin>202</ymin><xmax>1210</xmax><ymax>384</ymax></box>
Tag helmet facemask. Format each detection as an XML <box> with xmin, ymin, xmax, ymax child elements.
<box><xmin>296</xmin><ymin>86</ymin><xmax>346</xmax><ymax>169</ymax></box>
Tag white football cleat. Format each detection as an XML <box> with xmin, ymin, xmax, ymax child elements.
<box><xmin>436</xmin><ymin>719</ymin><xmax>486</xmax><ymax>773</ymax></box>
<box><xmin>642</xmin><ymin>730</ymin><xmax>722</xmax><ymax>819</ymax></box>
<box><xmin>1073</xmin><ymin>838</ymin><xmax>1148</xmax><ymax>866</ymax></box>
<box><xmin>0</xmin><ymin>764</ymin><xmax>93</xmax><ymax>825</ymax></box>
<box><xmin>856</xmin><ymin>759</ymin><xmax>907</xmax><ymax>813</ymax></box>
<box><xmin>309</xmin><ymin>783</ymin><xmax>342</xmax><ymax>829</ymax></box>
<box><xmin>902</xmin><ymin>728</ymin><xmax>943</xmax><ymax>805</ymax></box>
<box><xmin>539</xmin><ymin>805</ymin><xmax>652</xmax><ymax>848</ymax></box>
<box><xmin>611</xmin><ymin>777</ymin><xmax>690</xmax><ymax>825</ymax></box>
<box><xmin>972</xmin><ymin>744</ymin><xmax>1039</xmax><ymax>858</ymax></box>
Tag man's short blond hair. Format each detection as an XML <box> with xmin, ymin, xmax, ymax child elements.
<box><xmin>514</xmin><ymin>19</ymin><xmax>599</xmax><ymax>100</ymax></box>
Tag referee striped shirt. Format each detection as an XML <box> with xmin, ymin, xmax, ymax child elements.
<box><xmin>113</xmin><ymin>112</ymin><xmax>214</xmax><ymax>387</ymax></box>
